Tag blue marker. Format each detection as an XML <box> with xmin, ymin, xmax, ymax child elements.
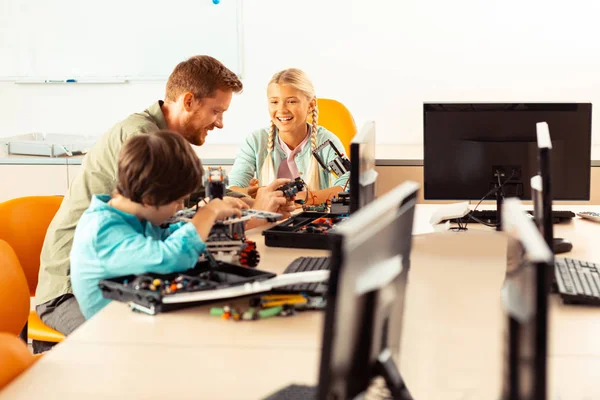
<box><xmin>44</xmin><ymin>79</ymin><xmax>77</xmax><ymax>83</ymax></box>
<box><xmin>212</xmin><ymin>0</ymin><xmax>220</xmax><ymax>4</ymax></box>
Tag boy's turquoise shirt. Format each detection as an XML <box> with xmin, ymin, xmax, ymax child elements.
<box><xmin>70</xmin><ymin>195</ymin><xmax>206</xmax><ymax>319</ymax></box>
<box><xmin>228</xmin><ymin>125</ymin><xmax>350</xmax><ymax>189</ymax></box>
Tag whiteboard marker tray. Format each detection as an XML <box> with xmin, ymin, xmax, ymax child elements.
<box><xmin>1</xmin><ymin>133</ymin><xmax>97</xmax><ymax>157</ymax></box>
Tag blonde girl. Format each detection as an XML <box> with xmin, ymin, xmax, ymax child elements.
<box><xmin>228</xmin><ymin>68</ymin><xmax>349</xmax><ymax>205</ymax></box>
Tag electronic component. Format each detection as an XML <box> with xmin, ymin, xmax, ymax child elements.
<box><xmin>204</xmin><ymin>166</ymin><xmax>227</xmax><ymax>199</ymax></box>
<box><xmin>276</xmin><ymin>177</ymin><xmax>306</xmax><ymax>200</ymax></box>
<box><xmin>297</xmin><ymin>217</ymin><xmax>342</xmax><ymax>235</ymax></box>
<box><xmin>312</xmin><ymin>139</ymin><xmax>351</xmax><ymax>178</ymax></box>
<box><xmin>302</xmin><ymin>202</ymin><xmax>328</xmax><ymax>212</ymax></box>
<box><xmin>329</xmin><ymin>192</ymin><xmax>350</xmax><ymax>215</ymax></box>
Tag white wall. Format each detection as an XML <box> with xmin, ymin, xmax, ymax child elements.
<box><xmin>2</xmin><ymin>0</ymin><xmax>600</xmax><ymax>145</ymax></box>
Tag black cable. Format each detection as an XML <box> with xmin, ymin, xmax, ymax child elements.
<box><xmin>462</xmin><ymin>169</ymin><xmax>517</xmax><ymax>231</ymax></box>
<box><xmin>467</xmin><ymin>214</ymin><xmax>498</xmax><ymax>228</ymax></box>
<box><xmin>449</xmin><ymin>217</ymin><xmax>468</xmax><ymax>232</ymax></box>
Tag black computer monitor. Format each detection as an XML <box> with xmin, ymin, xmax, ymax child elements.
<box><xmin>349</xmin><ymin>121</ymin><xmax>377</xmax><ymax>213</ymax></box>
<box><xmin>423</xmin><ymin>103</ymin><xmax>592</xmax><ymax>201</ymax></box>
<box><xmin>501</xmin><ymin>198</ymin><xmax>554</xmax><ymax>400</ymax></box>
<box><xmin>317</xmin><ymin>180</ymin><xmax>419</xmax><ymax>400</ymax></box>
<box><xmin>532</xmin><ymin>122</ymin><xmax>555</xmax><ymax>248</ymax></box>
<box><xmin>531</xmin><ymin>122</ymin><xmax>571</xmax><ymax>256</ymax></box>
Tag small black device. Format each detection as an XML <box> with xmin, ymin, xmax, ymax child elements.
<box><xmin>329</xmin><ymin>192</ymin><xmax>350</xmax><ymax>214</ymax></box>
<box><xmin>276</xmin><ymin>177</ymin><xmax>306</xmax><ymax>200</ymax></box>
<box><xmin>312</xmin><ymin>139</ymin><xmax>352</xmax><ymax>214</ymax></box>
<box><xmin>266</xmin><ymin>181</ymin><xmax>419</xmax><ymax>399</ymax></box>
<box><xmin>204</xmin><ymin>166</ymin><xmax>227</xmax><ymax>199</ymax></box>
<box><xmin>552</xmin><ymin>238</ymin><xmax>573</xmax><ymax>254</ymax></box>
<box><xmin>312</xmin><ymin>139</ymin><xmax>351</xmax><ymax>178</ymax></box>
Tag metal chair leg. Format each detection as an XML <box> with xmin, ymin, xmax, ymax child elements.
<box><xmin>19</xmin><ymin>321</ymin><xmax>28</xmax><ymax>343</ymax></box>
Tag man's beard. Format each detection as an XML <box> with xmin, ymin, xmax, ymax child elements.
<box><xmin>181</xmin><ymin>121</ymin><xmax>205</xmax><ymax>146</ymax></box>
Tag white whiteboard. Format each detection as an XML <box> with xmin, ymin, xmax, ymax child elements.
<box><xmin>1</xmin><ymin>0</ymin><xmax>241</xmax><ymax>80</ymax></box>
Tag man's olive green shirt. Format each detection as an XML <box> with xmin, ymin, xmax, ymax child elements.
<box><xmin>35</xmin><ymin>102</ymin><xmax>169</xmax><ymax>305</ymax></box>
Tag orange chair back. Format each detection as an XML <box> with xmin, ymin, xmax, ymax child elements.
<box><xmin>0</xmin><ymin>240</ymin><xmax>30</xmax><ymax>336</ymax></box>
<box><xmin>0</xmin><ymin>196</ymin><xmax>63</xmax><ymax>295</ymax></box>
<box><xmin>0</xmin><ymin>332</ymin><xmax>36</xmax><ymax>389</ymax></box>
<box><xmin>315</xmin><ymin>98</ymin><xmax>357</xmax><ymax>156</ymax></box>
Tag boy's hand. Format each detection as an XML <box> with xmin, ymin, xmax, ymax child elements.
<box><xmin>206</xmin><ymin>198</ymin><xmax>243</xmax><ymax>220</ymax></box>
<box><xmin>223</xmin><ymin>196</ymin><xmax>249</xmax><ymax>210</ymax></box>
<box><xmin>191</xmin><ymin>198</ymin><xmax>244</xmax><ymax>241</ymax></box>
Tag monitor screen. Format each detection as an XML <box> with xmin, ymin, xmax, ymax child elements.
<box><xmin>424</xmin><ymin>103</ymin><xmax>591</xmax><ymax>201</ymax></box>
<box><xmin>318</xmin><ymin>181</ymin><xmax>419</xmax><ymax>400</ymax></box>
<box><xmin>350</xmin><ymin>121</ymin><xmax>377</xmax><ymax>213</ymax></box>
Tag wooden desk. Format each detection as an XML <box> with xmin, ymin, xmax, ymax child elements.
<box><xmin>3</xmin><ymin>205</ymin><xmax>600</xmax><ymax>399</ymax></box>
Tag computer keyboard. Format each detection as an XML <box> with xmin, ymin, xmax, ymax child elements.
<box><xmin>555</xmin><ymin>257</ymin><xmax>600</xmax><ymax>306</ymax></box>
<box><xmin>466</xmin><ymin>210</ymin><xmax>575</xmax><ymax>224</ymax></box>
<box><xmin>262</xmin><ymin>384</ymin><xmax>316</xmax><ymax>400</ymax></box>
<box><xmin>277</xmin><ymin>256</ymin><xmax>330</xmax><ymax>296</ymax></box>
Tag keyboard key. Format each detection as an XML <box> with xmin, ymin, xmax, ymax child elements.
<box><xmin>580</xmin><ymin>270</ymin><xmax>593</xmax><ymax>297</ymax></box>
<box><xmin>568</xmin><ymin>264</ymin><xmax>584</xmax><ymax>294</ymax></box>
<box><xmin>587</xmin><ymin>271</ymin><xmax>600</xmax><ymax>298</ymax></box>
<box><xmin>592</xmin><ymin>272</ymin><xmax>600</xmax><ymax>296</ymax></box>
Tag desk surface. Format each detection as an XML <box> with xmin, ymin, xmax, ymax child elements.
<box><xmin>3</xmin><ymin>205</ymin><xmax>600</xmax><ymax>399</ymax></box>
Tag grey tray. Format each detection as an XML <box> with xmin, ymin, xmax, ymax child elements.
<box><xmin>1</xmin><ymin>133</ymin><xmax>97</xmax><ymax>157</ymax></box>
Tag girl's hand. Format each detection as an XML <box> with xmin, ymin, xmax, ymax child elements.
<box><xmin>247</xmin><ymin>178</ymin><xmax>261</xmax><ymax>198</ymax></box>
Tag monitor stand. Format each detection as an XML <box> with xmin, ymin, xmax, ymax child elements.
<box><xmin>495</xmin><ymin>184</ymin><xmax>503</xmax><ymax>231</ymax></box>
<box><xmin>374</xmin><ymin>348</ymin><xmax>413</xmax><ymax>400</ymax></box>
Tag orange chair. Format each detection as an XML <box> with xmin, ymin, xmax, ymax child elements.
<box><xmin>0</xmin><ymin>240</ymin><xmax>30</xmax><ymax>336</ymax></box>
<box><xmin>0</xmin><ymin>332</ymin><xmax>36</xmax><ymax>389</ymax></box>
<box><xmin>0</xmin><ymin>241</ymin><xmax>37</xmax><ymax>389</ymax></box>
<box><xmin>315</xmin><ymin>98</ymin><xmax>357</xmax><ymax>156</ymax></box>
<box><xmin>0</xmin><ymin>196</ymin><xmax>66</xmax><ymax>345</ymax></box>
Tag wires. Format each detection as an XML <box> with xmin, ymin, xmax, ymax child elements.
<box><xmin>449</xmin><ymin>217</ymin><xmax>468</xmax><ymax>232</ymax></box>
<box><xmin>342</xmin><ymin>178</ymin><xmax>350</xmax><ymax>192</ymax></box>
<box><xmin>462</xmin><ymin>169</ymin><xmax>518</xmax><ymax>230</ymax></box>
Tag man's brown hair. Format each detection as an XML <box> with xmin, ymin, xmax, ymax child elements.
<box><xmin>165</xmin><ymin>55</ymin><xmax>243</xmax><ymax>101</ymax></box>
<box><xmin>116</xmin><ymin>131</ymin><xmax>203</xmax><ymax>206</ymax></box>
